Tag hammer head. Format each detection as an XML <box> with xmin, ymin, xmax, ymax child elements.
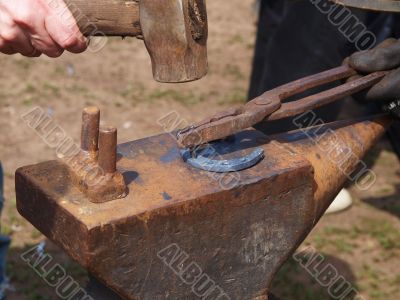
<box><xmin>140</xmin><ymin>0</ymin><xmax>208</xmax><ymax>83</ymax></box>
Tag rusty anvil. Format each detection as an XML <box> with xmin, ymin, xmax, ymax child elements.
<box><xmin>15</xmin><ymin>119</ymin><xmax>391</xmax><ymax>300</ymax></box>
<box><xmin>65</xmin><ymin>0</ymin><xmax>208</xmax><ymax>83</ymax></box>
<box><xmin>15</xmin><ymin>110</ymin><xmax>390</xmax><ymax>299</ymax></box>
<box><xmin>15</xmin><ymin>65</ymin><xmax>393</xmax><ymax>299</ymax></box>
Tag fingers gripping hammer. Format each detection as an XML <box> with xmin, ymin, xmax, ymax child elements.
<box><xmin>64</xmin><ymin>0</ymin><xmax>208</xmax><ymax>83</ymax></box>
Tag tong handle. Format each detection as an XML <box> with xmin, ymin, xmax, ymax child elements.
<box><xmin>266</xmin><ymin>65</ymin><xmax>357</xmax><ymax>102</ymax></box>
<box><xmin>267</xmin><ymin>68</ymin><xmax>388</xmax><ymax>121</ymax></box>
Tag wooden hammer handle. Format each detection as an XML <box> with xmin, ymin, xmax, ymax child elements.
<box><xmin>64</xmin><ymin>0</ymin><xmax>142</xmax><ymax>37</ymax></box>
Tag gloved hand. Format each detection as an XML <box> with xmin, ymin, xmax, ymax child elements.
<box><xmin>0</xmin><ymin>0</ymin><xmax>87</xmax><ymax>57</ymax></box>
<box><xmin>349</xmin><ymin>38</ymin><xmax>400</xmax><ymax>103</ymax></box>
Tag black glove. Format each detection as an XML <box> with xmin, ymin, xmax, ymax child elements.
<box><xmin>347</xmin><ymin>38</ymin><xmax>400</xmax><ymax>117</ymax></box>
<box><xmin>350</xmin><ymin>38</ymin><xmax>400</xmax><ymax>102</ymax></box>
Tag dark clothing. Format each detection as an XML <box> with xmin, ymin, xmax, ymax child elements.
<box><xmin>249</xmin><ymin>0</ymin><xmax>400</xmax><ymax>134</ymax></box>
<box><xmin>0</xmin><ymin>163</ymin><xmax>10</xmax><ymax>300</ymax></box>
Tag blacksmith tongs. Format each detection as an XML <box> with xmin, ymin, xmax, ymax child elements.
<box><xmin>176</xmin><ymin>65</ymin><xmax>388</xmax><ymax>149</ymax></box>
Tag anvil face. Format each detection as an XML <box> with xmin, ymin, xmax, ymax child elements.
<box><xmin>16</xmin><ymin>129</ymin><xmax>316</xmax><ymax>300</ymax></box>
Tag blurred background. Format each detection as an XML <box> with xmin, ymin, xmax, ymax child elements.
<box><xmin>0</xmin><ymin>0</ymin><xmax>399</xmax><ymax>299</ymax></box>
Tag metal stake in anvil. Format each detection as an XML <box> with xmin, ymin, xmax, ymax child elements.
<box><xmin>81</xmin><ymin>106</ymin><xmax>100</xmax><ymax>157</ymax></box>
<box><xmin>98</xmin><ymin>126</ymin><xmax>118</xmax><ymax>174</ymax></box>
<box><xmin>66</xmin><ymin>107</ymin><xmax>127</xmax><ymax>203</ymax></box>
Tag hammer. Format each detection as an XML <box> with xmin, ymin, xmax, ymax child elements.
<box><xmin>64</xmin><ymin>0</ymin><xmax>208</xmax><ymax>83</ymax></box>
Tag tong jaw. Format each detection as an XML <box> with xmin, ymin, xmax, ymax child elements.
<box><xmin>176</xmin><ymin>98</ymin><xmax>281</xmax><ymax>149</ymax></box>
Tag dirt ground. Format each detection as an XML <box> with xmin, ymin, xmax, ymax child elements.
<box><xmin>0</xmin><ymin>0</ymin><xmax>399</xmax><ymax>299</ymax></box>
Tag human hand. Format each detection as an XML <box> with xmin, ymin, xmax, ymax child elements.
<box><xmin>349</xmin><ymin>38</ymin><xmax>400</xmax><ymax>103</ymax></box>
<box><xmin>0</xmin><ymin>0</ymin><xmax>87</xmax><ymax>57</ymax></box>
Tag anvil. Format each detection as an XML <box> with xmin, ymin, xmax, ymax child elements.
<box><xmin>15</xmin><ymin>106</ymin><xmax>390</xmax><ymax>299</ymax></box>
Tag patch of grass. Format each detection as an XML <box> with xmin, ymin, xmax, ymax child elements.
<box><xmin>218</xmin><ymin>88</ymin><xmax>247</xmax><ymax>105</ymax></box>
<box><xmin>223</xmin><ymin>64</ymin><xmax>245</xmax><ymax>80</ymax></box>
<box><xmin>122</xmin><ymin>84</ymin><xmax>206</xmax><ymax>105</ymax></box>
<box><xmin>358</xmin><ymin>218</ymin><xmax>400</xmax><ymax>250</ymax></box>
<box><xmin>149</xmin><ymin>89</ymin><xmax>204</xmax><ymax>105</ymax></box>
<box><xmin>0</xmin><ymin>224</ymin><xmax>13</xmax><ymax>236</ymax></box>
<box><xmin>53</xmin><ymin>65</ymin><xmax>65</xmax><ymax>76</ymax></box>
<box><xmin>42</xmin><ymin>83</ymin><xmax>61</xmax><ymax>97</ymax></box>
<box><xmin>313</xmin><ymin>227</ymin><xmax>355</xmax><ymax>254</ymax></box>
<box><xmin>313</xmin><ymin>234</ymin><xmax>329</xmax><ymax>250</ymax></box>
<box><xmin>323</xmin><ymin>226</ymin><xmax>349</xmax><ymax>236</ymax></box>
<box><xmin>360</xmin><ymin>264</ymin><xmax>380</xmax><ymax>281</ymax></box>
<box><xmin>24</xmin><ymin>84</ymin><xmax>37</xmax><ymax>94</ymax></box>
<box><xmin>119</xmin><ymin>83</ymin><xmax>145</xmax><ymax>104</ymax></box>
<box><xmin>7</xmin><ymin>197</ymin><xmax>23</xmax><ymax>228</ymax></box>
<box><xmin>375</xmin><ymin>149</ymin><xmax>398</xmax><ymax>167</ymax></box>
<box><xmin>30</xmin><ymin>229</ymin><xmax>43</xmax><ymax>240</ymax></box>
<box><xmin>18</xmin><ymin>83</ymin><xmax>42</xmax><ymax>106</ymax></box>
<box><xmin>66</xmin><ymin>84</ymin><xmax>88</xmax><ymax>95</ymax></box>
<box><xmin>229</xmin><ymin>34</ymin><xmax>245</xmax><ymax>45</ymax></box>
<box><xmin>357</xmin><ymin>264</ymin><xmax>397</xmax><ymax>299</ymax></box>
<box><xmin>18</xmin><ymin>82</ymin><xmax>62</xmax><ymax>105</ymax></box>
<box><xmin>314</xmin><ymin>219</ymin><xmax>400</xmax><ymax>254</ymax></box>
<box><xmin>369</xmin><ymin>289</ymin><xmax>385</xmax><ymax>299</ymax></box>
<box><xmin>14</xmin><ymin>58</ymin><xmax>34</xmax><ymax>71</ymax></box>
<box><xmin>0</xmin><ymin>90</ymin><xmax>11</xmax><ymax>101</ymax></box>
<box><xmin>392</xmin><ymin>273</ymin><xmax>400</xmax><ymax>285</ymax></box>
<box><xmin>21</xmin><ymin>96</ymin><xmax>40</xmax><ymax>106</ymax></box>
<box><xmin>332</xmin><ymin>238</ymin><xmax>354</xmax><ymax>254</ymax></box>
<box><xmin>246</xmin><ymin>42</ymin><xmax>255</xmax><ymax>49</ymax></box>
<box><xmin>376</xmin><ymin>185</ymin><xmax>396</xmax><ymax>196</ymax></box>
